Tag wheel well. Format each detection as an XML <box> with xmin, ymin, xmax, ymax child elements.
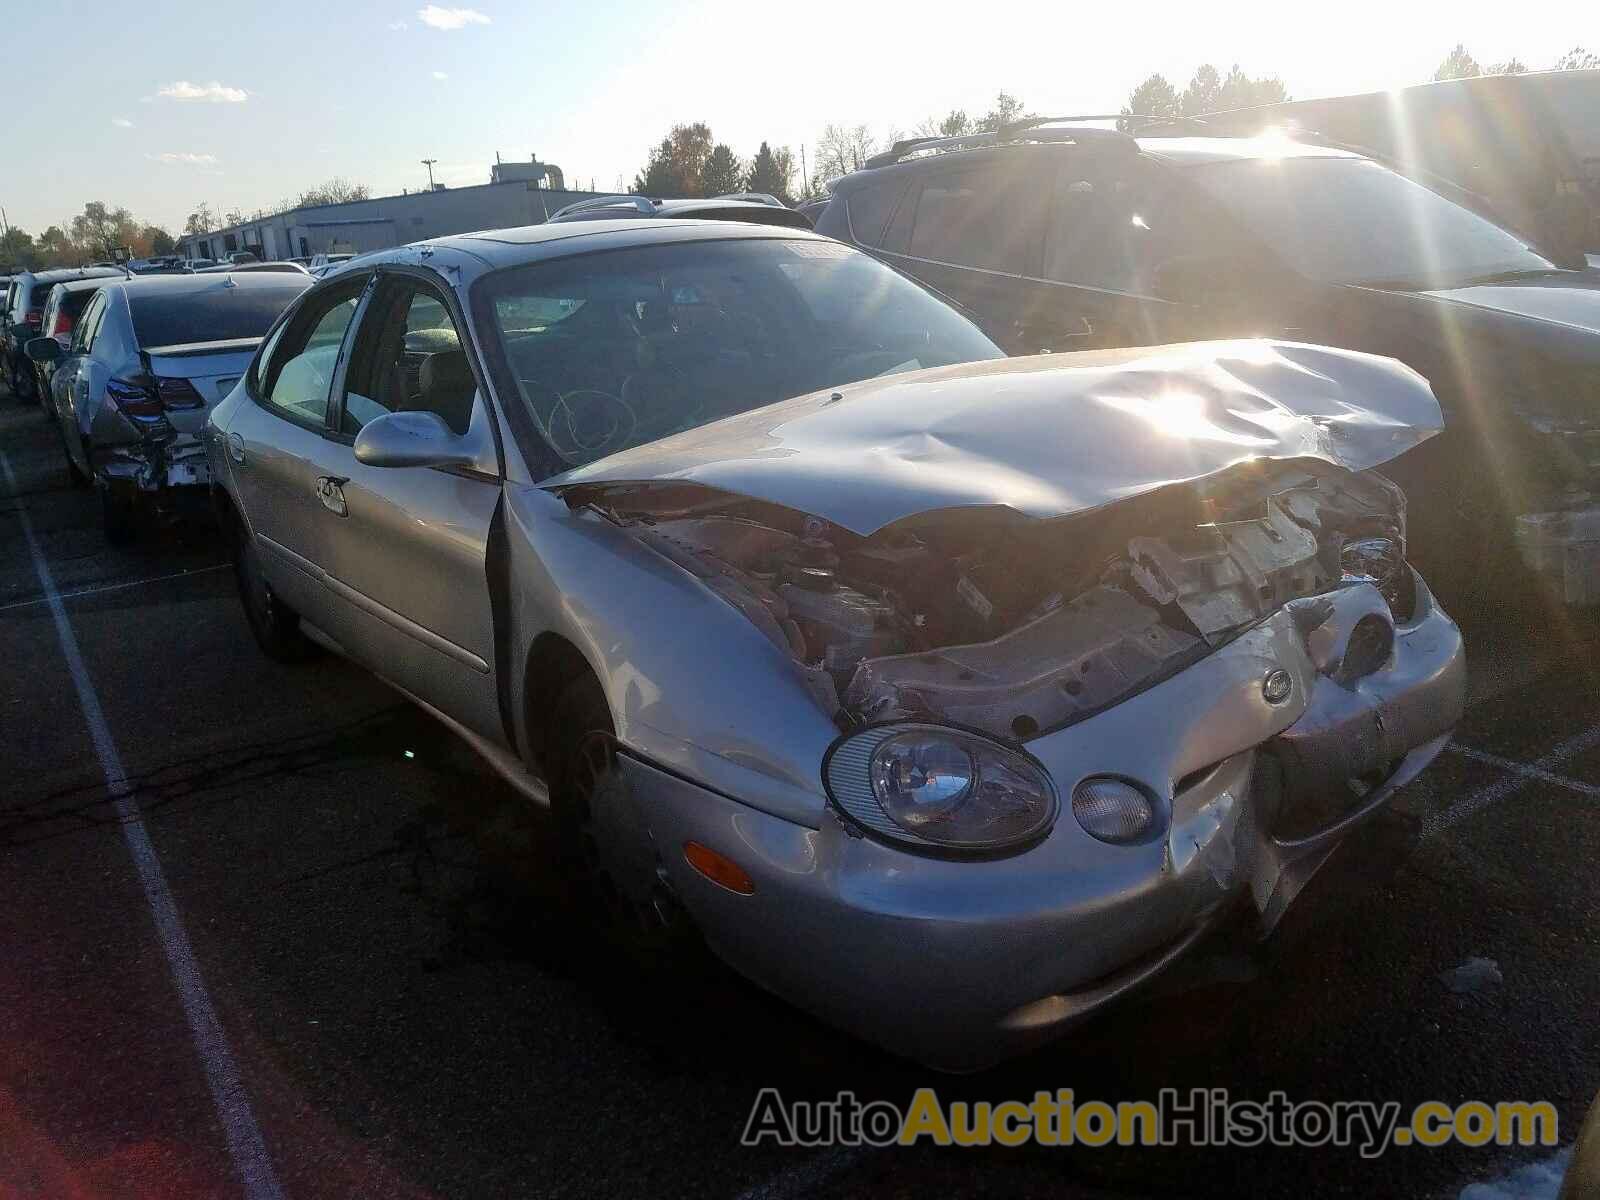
<box><xmin>522</xmin><ymin>633</ymin><xmax>601</xmax><ymax>771</ymax></box>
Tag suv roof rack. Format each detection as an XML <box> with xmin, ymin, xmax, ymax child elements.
<box><xmin>549</xmin><ymin>194</ymin><xmax>659</xmax><ymax>219</ymax></box>
<box><xmin>860</xmin><ymin>119</ymin><xmax>1140</xmax><ymax>170</ymax></box>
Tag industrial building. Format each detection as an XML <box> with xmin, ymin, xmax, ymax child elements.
<box><xmin>178</xmin><ymin>157</ymin><xmax>605</xmax><ymax>262</ymax></box>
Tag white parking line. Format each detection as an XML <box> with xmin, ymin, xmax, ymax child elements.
<box><xmin>0</xmin><ymin>564</ymin><xmax>230</xmax><ymax>613</ymax></box>
<box><xmin>734</xmin><ymin>1146</ymin><xmax>874</xmax><ymax>1200</ymax></box>
<box><xmin>1458</xmin><ymin>1146</ymin><xmax>1572</xmax><ymax>1199</ymax></box>
<box><xmin>1448</xmin><ymin>745</ymin><xmax>1600</xmax><ymax>799</ymax></box>
<box><xmin>0</xmin><ymin>451</ymin><xmax>284</xmax><ymax>1200</ymax></box>
<box><xmin>1423</xmin><ymin>726</ymin><xmax>1600</xmax><ymax>842</ymax></box>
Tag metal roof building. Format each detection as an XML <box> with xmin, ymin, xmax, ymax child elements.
<box><xmin>179</xmin><ymin>173</ymin><xmax>609</xmax><ymax>262</ymax></box>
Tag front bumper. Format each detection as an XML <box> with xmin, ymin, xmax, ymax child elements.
<box><xmin>619</xmin><ymin>575</ymin><xmax>1465</xmax><ymax>1071</ymax></box>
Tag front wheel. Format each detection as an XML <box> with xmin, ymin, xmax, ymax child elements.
<box><xmin>231</xmin><ymin>514</ymin><xmax>317</xmax><ymax>662</ymax></box>
<box><xmin>551</xmin><ymin>675</ymin><xmax>693</xmax><ymax>963</ymax></box>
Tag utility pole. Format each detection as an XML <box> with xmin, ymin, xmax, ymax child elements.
<box><xmin>421</xmin><ymin>158</ymin><xmax>437</xmax><ymax>190</ymax></box>
<box><xmin>799</xmin><ymin>145</ymin><xmax>809</xmax><ymax>199</ymax></box>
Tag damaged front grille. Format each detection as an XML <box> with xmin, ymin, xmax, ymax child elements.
<box><xmin>612</xmin><ymin>458</ymin><xmax>1411</xmax><ymax>741</ymax></box>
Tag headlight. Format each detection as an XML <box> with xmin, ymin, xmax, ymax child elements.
<box><xmin>823</xmin><ymin>725</ymin><xmax>1058</xmax><ymax>853</ymax></box>
<box><xmin>1341</xmin><ymin>536</ymin><xmax>1416</xmax><ymax>621</ymax></box>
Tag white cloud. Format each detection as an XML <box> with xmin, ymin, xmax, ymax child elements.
<box><xmin>432</xmin><ymin>70</ymin><xmax>448</xmax><ymax>80</ymax></box>
<box><xmin>416</xmin><ymin>5</ymin><xmax>489</xmax><ymax>30</ymax></box>
<box><xmin>147</xmin><ymin>152</ymin><xmax>219</xmax><ymax>165</ymax></box>
<box><xmin>388</xmin><ymin>19</ymin><xmax>408</xmax><ymax>29</ymax></box>
<box><xmin>157</xmin><ymin>80</ymin><xmax>248</xmax><ymax>103</ymax></box>
<box><xmin>112</xmin><ymin>117</ymin><xmax>134</xmax><ymax>128</ymax></box>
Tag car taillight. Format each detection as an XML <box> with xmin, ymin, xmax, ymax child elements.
<box><xmin>51</xmin><ymin>313</ymin><xmax>74</xmax><ymax>338</ymax></box>
<box><xmin>24</xmin><ymin>309</ymin><xmax>43</xmax><ymax>328</ymax></box>
<box><xmin>155</xmin><ymin>376</ymin><xmax>204</xmax><ymax>409</ymax></box>
<box><xmin>106</xmin><ymin>377</ymin><xmax>165</xmax><ymax>419</ymax></box>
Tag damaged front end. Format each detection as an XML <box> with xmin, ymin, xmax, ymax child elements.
<box><xmin>601</xmin><ymin>457</ymin><xmax>1425</xmax><ymax>747</ymax></box>
<box><xmin>547</xmin><ymin>344</ymin><xmax>1466</xmax><ymax>1066</ymax></box>
<box><xmin>580</xmin><ymin>456</ymin><xmax>1463</xmax><ymax>1064</ymax></box>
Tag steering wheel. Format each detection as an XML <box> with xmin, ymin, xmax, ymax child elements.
<box><xmin>539</xmin><ymin>387</ymin><xmax>639</xmax><ymax>463</ymax></box>
<box><xmin>620</xmin><ymin>366</ymin><xmax>701</xmax><ymax>435</ymax></box>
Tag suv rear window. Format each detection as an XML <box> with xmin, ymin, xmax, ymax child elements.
<box><xmin>130</xmin><ymin>286</ymin><xmax>306</xmax><ymax>348</ymax></box>
<box><xmin>844</xmin><ymin>180</ymin><xmax>905</xmax><ymax>247</ymax></box>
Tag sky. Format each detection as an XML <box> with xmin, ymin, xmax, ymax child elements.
<box><xmin>5</xmin><ymin>0</ymin><xmax>1592</xmax><ymax>237</ymax></box>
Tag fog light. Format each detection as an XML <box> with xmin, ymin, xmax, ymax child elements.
<box><xmin>1262</xmin><ymin>668</ymin><xmax>1293</xmax><ymax>704</ymax></box>
<box><xmin>1072</xmin><ymin>777</ymin><xmax>1157</xmax><ymax>844</ymax></box>
<box><xmin>1335</xmin><ymin>614</ymin><xmax>1395</xmax><ymax>684</ymax></box>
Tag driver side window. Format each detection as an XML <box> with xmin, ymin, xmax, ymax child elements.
<box><xmin>339</xmin><ymin>281</ymin><xmax>475</xmax><ymax>436</ymax></box>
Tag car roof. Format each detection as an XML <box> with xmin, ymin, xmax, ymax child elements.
<box><xmin>113</xmin><ymin>271</ymin><xmax>313</xmax><ymax>300</ymax></box>
<box><xmin>356</xmin><ymin>218</ymin><xmax>829</xmax><ymax>274</ymax></box>
<box><xmin>828</xmin><ymin>130</ymin><xmax>1366</xmax><ymax>193</ymax></box>
<box><xmin>45</xmin><ymin>277</ymin><xmax>113</xmax><ymax>295</ymax></box>
<box><xmin>1134</xmin><ymin>134</ymin><xmax>1366</xmax><ymax>165</ymax></box>
<box><xmin>18</xmin><ymin>266</ymin><xmax>125</xmax><ymax>283</ymax></box>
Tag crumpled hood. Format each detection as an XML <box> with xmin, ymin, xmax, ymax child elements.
<box><xmin>547</xmin><ymin>340</ymin><xmax>1444</xmax><ymax>536</ymax></box>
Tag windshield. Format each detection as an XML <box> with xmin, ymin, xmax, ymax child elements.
<box><xmin>477</xmin><ymin>237</ymin><xmax>1001</xmax><ymax>468</ymax></box>
<box><xmin>1188</xmin><ymin>156</ymin><xmax>1558</xmax><ymax>288</ymax></box>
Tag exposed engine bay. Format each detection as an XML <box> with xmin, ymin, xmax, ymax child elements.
<box><xmin>590</xmin><ymin>459</ymin><xmax>1413</xmax><ymax>741</ymax></box>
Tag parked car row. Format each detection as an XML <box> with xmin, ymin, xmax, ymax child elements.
<box><xmin>15</xmin><ymin>125</ymin><xmax>1581</xmax><ymax>1067</ymax></box>
<box><xmin>15</xmin><ymin>268</ymin><xmax>311</xmax><ymax>539</ymax></box>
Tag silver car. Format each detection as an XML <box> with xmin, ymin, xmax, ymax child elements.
<box><xmin>29</xmin><ymin>271</ymin><xmax>311</xmax><ymax>541</ymax></box>
<box><xmin>206</xmin><ymin>221</ymin><xmax>1465</xmax><ymax>1070</ymax></box>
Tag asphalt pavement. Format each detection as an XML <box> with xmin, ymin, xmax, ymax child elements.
<box><xmin>1</xmin><ymin>388</ymin><xmax>1595</xmax><ymax>1200</ymax></box>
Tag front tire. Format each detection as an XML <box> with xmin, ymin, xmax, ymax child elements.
<box><xmin>550</xmin><ymin>675</ymin><xmax>692</xmax><ymax>962</ymax></box>
<box><xmin>230</xmin><ymin>513</ymin><xmax>317</xmax><ymax>662</ymax></box>
<box><xmin>57</xmin><ymin>425</ymin><xmax>89</xmax><ymax>488</ymax></box>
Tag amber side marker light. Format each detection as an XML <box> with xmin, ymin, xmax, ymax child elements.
<box><xmin>684</xmin><ymin>842</ymin><xmax>755</xmax><ymax>895</ymax></box>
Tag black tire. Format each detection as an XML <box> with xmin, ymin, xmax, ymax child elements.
<box><xmin>57</xmin><ymin>425</ymin><xmax>89</xmax><ymax>488</ymax></box>
<box><xmin>230</xmin><ymin>513</ymin><xmax>317</xmax><ymax>662</ymax></box>
<box><xmin>100</xmin><ymin>485</ymin><xmax>135</xmax><ymax>546</ymax></box>
<box><xmin>550</xmin><ymin>675</ymin><xmax>693</xmax><ymax>961</ymax></box>
<box><xmin>10</xmin><ymin>358</ymin><xmax>37</xmax><ymax>404</ymax></box>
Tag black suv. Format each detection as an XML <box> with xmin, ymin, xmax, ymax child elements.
<box><xmin>815</xmin><ymin>123</ymin><xmax>1600</xmax><ymax>608</ymax></box>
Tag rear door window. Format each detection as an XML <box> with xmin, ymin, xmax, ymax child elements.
<box><xmin>73</xmin><ymin>293</ymin><xmax>108</xmax><ymax>354</ymax></box>
<box><xmin>256</xmin><ymin>284</ymin><xmax>364</xmax><ymax>426</ymax></box>
<box><xmin>903</xmin><ymin>167</ymin><xmax>1046</xmax><ymax>274</ymax></box>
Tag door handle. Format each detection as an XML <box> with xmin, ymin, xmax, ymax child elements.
<box><xmin>315</xmin><ymin>475</ymin><xmax>349</xmax><ymax>517</ymax></box>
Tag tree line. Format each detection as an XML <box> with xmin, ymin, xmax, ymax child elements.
<box><xmin>635</xmin><ymin>44</ymin><xmax>1598</xmax><ymax>201</ymax></box>
<box><xmin>1433</xmin><ymin>43</ymin><xmax>1598</xmax><ymax>80</ymax></box>
<box><xmin>0</xmin><ymin>201</ymin><xmax>177</xmax><ymax>271</ymax></box>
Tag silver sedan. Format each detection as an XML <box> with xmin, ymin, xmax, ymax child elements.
<box><xmin>206</xmin><ymin>221</ymin><xmax>1465</xmax><ymax>1070</ymax></box>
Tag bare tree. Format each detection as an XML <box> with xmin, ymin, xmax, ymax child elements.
<box><xmin>814</xmin><ymin>124</ymin><xmax>878</xmax><ymax>179</ymax></box>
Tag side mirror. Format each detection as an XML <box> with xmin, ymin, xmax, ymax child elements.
<box><xmin>352</xmin><ymin>410</ymin><xmax>476</xmax><ymax>469</ymax></box>
<box><xmin>25</xmin><ymin>336</ymin><xmax>62</xmax><ymax>364</ymax></box>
